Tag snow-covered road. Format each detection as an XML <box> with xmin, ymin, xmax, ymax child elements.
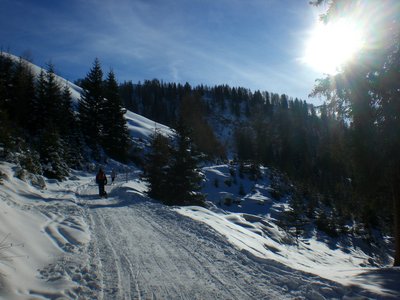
<box><xmin>1</xmin><ymin>166</ymin><xmax>393</xmax><ymax>299</ymax></box>
<box><xmin>75</xmin><ymin>180</ymin><xmax>375</xmax><ymax>300</ymax></box>
<box><xmin>80</xmin><ymin>184</ymin><xmax>286</xmax><ymax>299</ymax></box>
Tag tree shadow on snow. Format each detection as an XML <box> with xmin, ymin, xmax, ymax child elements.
<box><xmin>19</xmin><ymin>191</ymin><xmax>77</xmax><ymax>204</ymax></box>
<box><xmin>350</xmin><ymin>268</ymin><xmax>400</xmax><ymax>299</ymax></box>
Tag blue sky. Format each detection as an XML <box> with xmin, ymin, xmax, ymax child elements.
<box><xmin>0</xmin><ymin>0</ymin><xmax>324</xmax><ymax>104</ymax></box>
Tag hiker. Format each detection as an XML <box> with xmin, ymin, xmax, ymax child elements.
<box><xmin>96</xmin><ymin>168</ymin><xmax>108</xmax><ymax>197</ymax></box>
<box><xmin>111</xmin><ymin>169</ymin><xmax>116</xmax><ymax>184</ymax></box>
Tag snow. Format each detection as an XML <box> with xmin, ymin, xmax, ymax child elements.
<box><xmin>1</xmin><ymin>52</ymin><xmax>399</xmax><ymax>299</ymax></box>
<box><xmin>125</xmin><ymin>110</ymin><xmax>174</xmax><ymax>141</ymax></box>
<box><xmin>1</xmin><ymin>160</ymin><xmax>400</xmax><ymax>299</ymax></box>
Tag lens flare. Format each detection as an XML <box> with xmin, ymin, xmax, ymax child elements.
<box><xmin>303</xmin><ymin>18</ymin><xmax>365</xmax><ymax>74</ymax></box>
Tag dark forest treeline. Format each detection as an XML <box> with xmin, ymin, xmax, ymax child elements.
<box><xmin>310</xmin><ymin>0</ymin><xmax>400</xmax><ymax>266</ymax></box>
<box><xmin>119</xmin><ymin>78</ymin><xmax>391</xmax><ymax>234</ymax></box>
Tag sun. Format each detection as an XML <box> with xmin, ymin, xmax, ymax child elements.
<box><xmin>303</xmin><ymin>18</ymin><xmax>365</xmax><ymax>74</ymax></box>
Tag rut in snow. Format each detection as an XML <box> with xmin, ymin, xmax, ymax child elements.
<box><xmin>75</xmin><ymin>181</ymin><xmax>375</xmax><ymax>300</ymax></box>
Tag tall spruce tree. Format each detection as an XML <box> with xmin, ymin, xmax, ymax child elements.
<box><xmin>0</xmin><ymin>53</ymin><xmax>13</xmax><ymax>112</ymax></box>
<box><xmin>143</xmin><ymin>130</ymin><xmax>171</xmax><ymax>202</ymax></box>
<box><xmin>38</xmin><ymin>127</ymin><xmax>69</xmax><ymax>180</ymax></box>
<box><xmin>78</xmin><ymin>58</ymin><xmax>104</xmax><ymax>159</ymax></box>
<box><xmin>35</xmin><ymin>64</ymin><xmax>70</xmax><ymax>179</ymax></box>
<box><xmin>167</xmin><ymin>118</ymin><xmax>205</xmax><ymax>206</ymax></box>
<box><xmin>60</xmin><ymin>83</ymin><xmax>84</xmax><ymax>168</ymax></box>
<box><xmin>10</xmin><ymin>58</ymin><xmax>36</xmax><ymax>132</ymax></box>
<box><xmin>44</xmin><ymin>64</ymin><xmax>63</xmax><ymax>124</ymax></box>
<box><xmin>101</xmin><ymin>70</ymin><xmax>131</xmax><ymax>162</ymax></box>
<box><xmin>35</xmin><ymin>69</ymin><xmax>47</xmax><ymax>130</ymax></box>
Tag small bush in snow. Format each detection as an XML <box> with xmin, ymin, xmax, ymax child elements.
<box><xmin>224</xmin><ymin>197</ymin><xmax>233</xmax><ymax>206</ymax></box>
<box><xmin>224</xmin><ymin>179</ymin><xmax>232</xmax><ymax>187</ymax></box>
<box><xmin>239</xmin><ymin>183</ymin><xmax>246</xmax><ymax>196</ymax></box>
<box><xmin>0</xmin><ymin>170</ymin><xmax>5</xmax><ymax>184</ymax></box>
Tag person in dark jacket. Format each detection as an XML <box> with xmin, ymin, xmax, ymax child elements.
<box><xmin>111</xmin><ymin>169</ymin><xmax>116</xmax><ymax>184</ymax></box>
<box><xmin>96</xmin><ymin>168</ymin><xmax>108</xmax><ymax>197</ymax></box>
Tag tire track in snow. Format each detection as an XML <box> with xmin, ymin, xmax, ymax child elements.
<box><xmin>85</xmin><ymin>196</ymin><xmax>286</xmax><ymax>300</ymax></box>
<box><xmin>138</xmin><ymin>210</ymin><xmax>243</xmax><ymax>299</ymax></box>
<box><xmin>76</xmin><ymin>182</ymin><xmax>378</xmax><ymax>300</ymax></box>
<box><xmin>91</xmin><ymin>209</ymin><xmax>124</xmax><ymax>299</ymax></box>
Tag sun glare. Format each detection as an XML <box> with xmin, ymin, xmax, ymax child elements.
<box><xmin>304</xmin><ymin>19</ymin><xmax>365</xmax><ymax>74</ymax></box>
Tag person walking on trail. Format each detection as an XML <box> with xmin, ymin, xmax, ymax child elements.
<box><xmin>96</xmin><ymin>168</ymin><xmax>108</xmax><ymax>197</ymax></box>
<box><xmin>111</xmin><ymin>169</ymin><xmax>116</xmax><ymax>184</ymax></box>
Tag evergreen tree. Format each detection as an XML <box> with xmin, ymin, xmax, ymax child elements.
<box><xmin>60</xmin><ymin>83</ymin><xmax>84</xmax><ymax>168</ymax></box>
<box><xmin>78</xmin><ymin>58</ymin><xmax>104</xmax><ymax>159</ymax></box>
<box><xmin>143</xmin><ymin>130</ymin><xmax>171</xmax><ymax>202</ymax></box>
<box><xmin>310</xmin><ymin>0</ymin><xmax>400</xmax><ymax>265</ymax></box>
<box><xmin>167</xmin><ymin>118</ymin><xmax>205</xmax><ymax>206</ymax></box>
<box><xmin>38</xmin><ymin>127</ymin><xmax>69</xmax><ymax>180</ymax></box>
<box><xmin>180</xmin><ymin>94</ymin><xmax>225</xmax><ymax>159</ymax></box>
<box><xmin>34</xmin><ymin>65</ymin><xmax>64</xmax><ymax>134</ymax></box>
<box><xmin>33</xmin><ymin>70</ymin><xmax>48</xmax><ymax>132</ymax></box>
<box><xmin>10</xmin><ymin>58</ymin><xmax>36</xmax><ymax>132</ymax></box>
<box><xmin>0</xmin><ymin>53</ymin><xmax>13</xmax><ymax>113</ymax></box>
<box><xmin>101</xmin><ymin>70</ymin><xmax>131</xmax><ymax>162</ymax></box>
<box><xmin>44</xmin><ymin>64</ymin><xmax>63</xmax><ymax>125</ymax></box>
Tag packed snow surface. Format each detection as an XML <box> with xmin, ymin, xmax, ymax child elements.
<box><xmin>1</xmin><ymin>161</ymin><xmax>399</xmax><ymax>299</ymax></box>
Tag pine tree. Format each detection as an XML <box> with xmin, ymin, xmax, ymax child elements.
<box><xmin>60</xmin><ymin>83</ymin><xmax>84</xmax><ymax>168</ymax></box>
<box><xmin>310</xmin><ymin>0</ymin><xmax>400</xmax><ymax>265</ymax></box>
<box><xmin>44</xmin><ymin>64</ymin><xmax>63</xmax><ymax>123</ymax></box>
<box><xmin>10</xmin><ymin>58</ymin><xmax>36</xmax><ymax>132</ymax></box>
<box><xmin>101</xmin><ymin>70</ymin><xmax>131</xmax><ymax>162</ymax></box>
<box><xmin>33</xmin><ymin>65</ymin><xmax>71</xmax><ymax>178</ymax></box>
<box><xmin>38</xmin><ymin>127</ymin><xmax>69</xmax><ymax>180</ymax></box>
<box><xmin>143</xmin><ymin>130</ymin><xmax>171</xmax><ymax>202</ymax></box>
<box><xmin>0</xmin><ymin>54</ymin><xmax>16</xmax><ymax>146</ymax></box>
<box><xmin>0</xmin><ymin>53</ymin><xmax>13</xmax><ymax>113</ymax></box>
<box><xmin>34</xmin><ymin>65</ymin><xmax>64</xmax><ymax>133</ymax></box>
<box><xmin>78</xmin><ymin>58</ymin><xmax>104</xmax><ymax>159</ymax></box>
<box><xmin>167</xmin><ymin>118</ymin><xmax>205</xmax><ymax>206</ymax></box>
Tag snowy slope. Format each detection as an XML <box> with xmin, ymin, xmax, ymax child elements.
<box><xmin>2</xmin><ymin>162</ymin><xmax>399</xmax><ymax>299</ymax></box>
<box><xmin>178</xmin><ymin>164</ymin><xmax>398</xmax><ymax>296</ymax></box>
<box><xmin>125</xmin><ymin>110</ymin><xmax>173</xmax><ymax>142</ymax></box>
<box><xmin>1</xmin><ymin>53</ymin><xmax>399</xmax><ymax>299</ymax></box>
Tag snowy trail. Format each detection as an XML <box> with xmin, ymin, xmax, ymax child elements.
<box><xmin>0</xmin><ymin>167</ymin><xmax>391</xmax><ymax>299</ymax></box>
<box><xmin>74</xmin><ymin>181</ymin><xmax>376</xmax><ymax>300</ymax></box>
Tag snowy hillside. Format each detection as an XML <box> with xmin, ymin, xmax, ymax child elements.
<box><xmin>1</xmin><ymin>160</ymin><xmax>399</xmax><ymax>299</ymax></box>
<box><xmin>1</xmin><ymin>54</ymin><xmax>399</xmax><ymax>299</ymax></box>
<box><xmin>179</xmin><ymin>165</ymin><xmax>397</xmax><ymax>293</ymax></box>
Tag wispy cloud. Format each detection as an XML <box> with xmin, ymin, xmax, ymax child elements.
<box><xmin>0</xmin><ymin>0</ymin><xmax>321</xmax><ymax>103</ymax></box>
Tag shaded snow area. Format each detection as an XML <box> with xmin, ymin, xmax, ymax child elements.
<box><xmin>1</xmin><ymin>162</ymin><xmax>399</xmax><ymax>299</ymax></box>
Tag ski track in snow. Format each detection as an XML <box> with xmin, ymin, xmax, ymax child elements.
<box><xmin>69</xmin><ymin>180</ymin><xmax>378</xmax><ymax>300</ymax></box>
<box><xmin>1</xmin><ymin>172</ymin><xmax>390</xmax><ymax>299</ymax></box>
